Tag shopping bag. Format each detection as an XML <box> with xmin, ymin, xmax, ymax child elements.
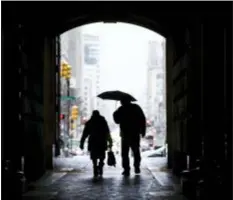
<box><xmin>107</xmin><ymin>150</ymin><xmax>116</xmax><ymax>167</ymax></box>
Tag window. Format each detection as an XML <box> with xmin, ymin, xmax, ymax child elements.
<box><xmin>84</xmin><ymin>44</ymin><xmax>99</xmax><ymax>65</ymax></box>
<box><xmin>156</xmin><ymin>73</ymin><xmax>163</xmax><ymax>79</ymax></box>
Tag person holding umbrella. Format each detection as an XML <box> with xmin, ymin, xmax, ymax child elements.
<box><xmin>97</xmin><ymin>90</ymin><xmax>146</xmax><ymax>176</ymax></box>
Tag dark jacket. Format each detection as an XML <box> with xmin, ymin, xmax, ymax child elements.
<box><xmin>113</xmin><ymin>103</ymin><xmax>146</xmax><ymax>139</ymax></box>
<box><xmin>80</xmin><ymin>114</ymin><xmax>112</xmax><ymax>152</ymax></box>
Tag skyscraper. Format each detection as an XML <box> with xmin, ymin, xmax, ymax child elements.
<box><xmin>60</xmin><ymin>28</ymin><xmax>82</xmax><ymax>99</ymax></box>
<box><xmin>80</xmin><ymin>33</ymin><xmax>101</xmax><ymax>118</ymax></box>
<box><xmin>147</xmin><ymin>40</ymin><xmax>166</xmax><ymax>138</ymax></box>
<box><xmin>60</xmin><ymin>28</ymin><xmax>83</xmax><ymax>138</ymax></box>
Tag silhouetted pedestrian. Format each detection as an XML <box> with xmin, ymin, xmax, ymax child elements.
<box><xmin>80</xmin><ymin>110</ymin><xmax>113</xmax><ymax>178</ymax></box>
<box><xmin>113</xmin><ymin>99</ymin><xmax>146</xmax><ymax>176</ymax></box>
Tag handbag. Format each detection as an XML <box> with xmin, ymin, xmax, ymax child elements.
<box><xmin>107</xmin><ymin>150</ymin><xmax>116</xmax><ymax>167</ymax></box>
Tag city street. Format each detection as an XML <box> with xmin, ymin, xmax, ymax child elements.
<box><xmin>23</xmin><ymin>156</ymin><xmax>187</xmax><ymax>200</ymax></box>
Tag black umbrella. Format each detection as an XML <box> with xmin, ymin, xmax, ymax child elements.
<box><xmin>97</xmin><ymin>90</ymin><xmax>137</xmax><ymax>102</ymax></box>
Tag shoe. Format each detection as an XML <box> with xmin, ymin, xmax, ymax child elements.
<box><xmin>122</xmin><ymin>170</ymin><xmax>130</xmax><ymax>176</ymax></box>
<box><xmin>135</xmin><ymin>167</ymin><xmax>140</xmax><ymax>174</ymax></box>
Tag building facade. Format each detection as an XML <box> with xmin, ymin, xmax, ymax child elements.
<box><xmin>80</xmin><ymin>33</ymin><xmax>101</xmax><ymax>118</ymax></box>
<box><xmin>60</xmin><ymin>28</ymin><xmax>102</xmax><ymax>138</ymax></box>
<box><xmin>147</xmin><ymin>40</ymin><xmax>166</xmax><ymax>145</ymax></box>
<box><xmin>60</xmin><ymin>28</ymin><xmax>83</xmax><ymax>138</ymax></box>
<box><xmin>60</xmin><ymin>28</ymin><xmax>82</xmax><ymax>99</ymax></box>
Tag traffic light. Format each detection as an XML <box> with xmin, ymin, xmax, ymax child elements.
<box><xmin>71</xmin><ymin>105</ymin><xmax>78</xmax><ymax>120</ymax></box>
<box><xmin>60</xmin><ymin>114</ymin><xmax>65</xmax><ymax>120</ymax></box>
<box><xmin>61</xmin><ymin>61</ymin><xmax>67</xmax><ymax>77</ymax></box>
<box><xmin>60</xmin><ymin>61</ymin><xmax>72</xmax><ymax>79</ymax></box>
<box><xmin>66</xmin><ymin>64</ymin><xmax>71</xmax><ymax>79</ymax></box>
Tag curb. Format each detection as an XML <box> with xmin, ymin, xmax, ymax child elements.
<box><xmin>146</xmin><ymin>163</ymin><xmax>182</xmax><ymax>193</ymax></box>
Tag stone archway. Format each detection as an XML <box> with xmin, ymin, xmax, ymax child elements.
<box><xmin>2</xmin><ymin>5</ymin><xmax>231</xmax><ymax>197</ymax></box>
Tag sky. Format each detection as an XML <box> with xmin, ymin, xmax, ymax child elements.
<box><xmin>80</xmin><ymin>22</ymin><xmax>165</xmax><ymax>102</ymax></box>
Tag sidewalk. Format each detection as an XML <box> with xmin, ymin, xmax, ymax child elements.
<box><xmin>26</xmin><ymin>156</ymin><xmax>90</xmax><ymax>190</ymax></box>
<box><xmin>53</xmin><ymin>155</ymin><xmax>90</xmax><ymax>172</ymax></box>
<box><xmin>30</xmin><ymin>156</ymin><xmax>181</xmax><ymax>190</ymax></box>
<box><xmin>144</xmin><ymin>157</ymin><xmax>183</xmax><ymax>194</ymax></box>
<box><xmin>23</xmin><ymin>155</ymin><xmax>187</xmax><ymax>200</ymax></box>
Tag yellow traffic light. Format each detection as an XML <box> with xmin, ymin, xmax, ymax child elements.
<box><xmin>66</xmin><ymin>65</ymin><xmax>71</xmax><ymax>79</ymax></box>
<box><xmin>71</xmin><ymin>105</ymin><xmax>78</xmax><ymax>120</ymax></box>
<box><xmin>61</xmin><ymin>61</ymin><xmax>67</xmax><ymax>77</ymax></box>
<box><xmin>60</xmin><ymin>61</ymin><xmax>72</xmax><ymax>79</ymax></box>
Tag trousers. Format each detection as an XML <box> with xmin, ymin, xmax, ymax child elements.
<box><xmin>121</xmin><ymin>137</ymin><xmax>141</xmax><ymax>171</ymax></box>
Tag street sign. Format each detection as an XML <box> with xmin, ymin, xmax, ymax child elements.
<box><xmin>61</xmin><ymin>96</ymin><xmax>76</xmax><ymax>101</ymax></box>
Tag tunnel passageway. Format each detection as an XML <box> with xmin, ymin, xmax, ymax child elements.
<box><xmin>2</xmin><ymin>2</ymin><xmax>231</xmax><ymax>200</ymax></box>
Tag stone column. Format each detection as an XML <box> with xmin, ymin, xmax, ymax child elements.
<box><xmin>224</xmin><ymin>24</ymin><xmax>231</xmax><ymax>198</ymax></box>
<box><xmin>166</xmin><ymin>36</ymin><xmax>175</xmax><ymax>169</ymax></box>
<box><xmin>202</xmin><ymin>18</ymin><xmax>226</xmax><ymax>199</ymax></box>
<box><xmin>187</xmin><ymin>19</ymin><xmax>203</xmax><ymax>169</ymax></box>
<box><xmin>43</xmin><ymin>37</ymin><xmax>56</xmax><ymax>169</ymax></box>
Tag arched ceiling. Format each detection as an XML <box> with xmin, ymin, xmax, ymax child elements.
<box><xmin>2</xmin><ymin>1</ymin><xmax>231</xmax><ymax>58</ymax></box>
<box><xmin>3</xmin><ymin>2</ymin><xmax>230</xmax><ymax>34</ymax></box>
<box><xmin>3</xmin><ymin>2</ymin><xmax>194</xmax><ymax>37</ymax></box>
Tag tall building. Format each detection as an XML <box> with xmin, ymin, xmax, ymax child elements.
<box><xmin>60</xmin><ymin>28</ymin><xmax>83</xmax><ymax>138</ymax></box>
<box><xmin>80</xmin><ymin>33</ymin><xmax>101</xmax><ymax>118</ymax></box>
<box><xmin>60</xmin><ymin>28</ymin><xmax>82</xmax><ymax>99</ymax></box>
<box><xmin>147</xmin><ymin>40</ymin><xmax>166</xmax><ymax>137</ymax></box>
<box><xmin>61</xmin><ymin>28</ymin><xmax>102</xmax><ymax>123</ymax></box>
<box><xmin>82</xmin><ymin>78</ymin><xmax>93</xmax><ymax>117</ymax></box>
<box><xmin>60</xmin><ymin>29</ymin><xmax>82</xmax><ymax>119</ymax></box>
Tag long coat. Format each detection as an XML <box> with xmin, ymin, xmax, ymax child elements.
<box><xmin>80</xmin><ymin>115</ymin><xmax>112</xmax><ymax>153</ymax></box>
<box><xmin>113</xmin><ymin>103</ymin><xmax>146</xmax><ymax>140</ymax></box>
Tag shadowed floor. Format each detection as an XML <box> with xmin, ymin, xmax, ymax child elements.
<box><xmin>23</xmin><ymin>156</ymin><xmax>187</xmax><ymax>200</ymax></box>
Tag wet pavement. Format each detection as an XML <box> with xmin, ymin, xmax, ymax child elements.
<box><xmin>23</xmin><ymin>156</ymin><xmax>187</xmax><ymax>200</ymax></box>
